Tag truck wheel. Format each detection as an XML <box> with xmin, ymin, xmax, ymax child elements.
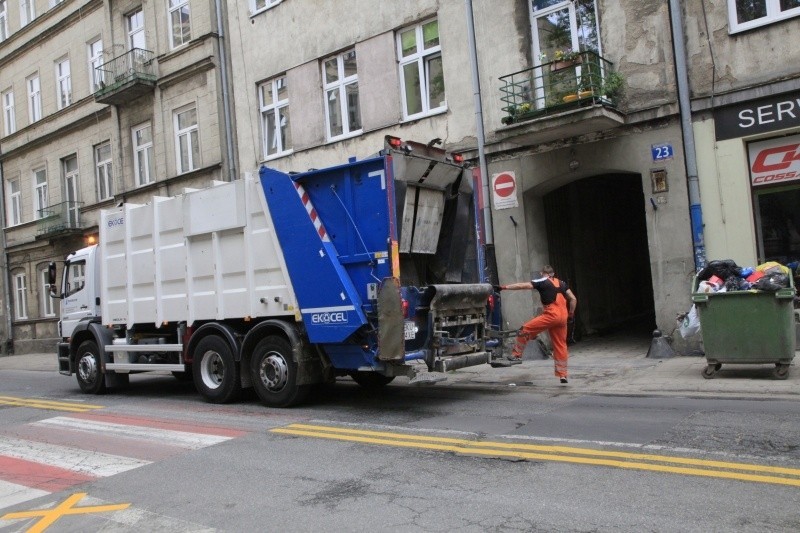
<box><xmin>192</xmin><ymin>336</ymin><xmax>241</xmax><ymax>403</ymax></box>
<box><xmin>348</xmin><ymin>372</ymin><xmax>395</xmax><ymax>389</ymax></box>
<box><xmin>250</xmin><ymin>336</ymin><xmax>309</xmax><ymax>407</ymax></box>
<box><xmin>76</xmin><ymin>340</ymin><xmax>106</xmax><ymax>394</ymax></box>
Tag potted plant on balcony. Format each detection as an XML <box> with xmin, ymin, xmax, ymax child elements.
<box><xmin>600</xmin><ymin>71</ymin><xmax>625</xmax><ymax>103</ymax></box>
<box><xmin>550</xmin><ymin>49</ymin><xmax>582</xmax><ymax>71</ymax></box>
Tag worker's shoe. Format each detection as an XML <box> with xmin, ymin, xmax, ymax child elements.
<box><xmin>559</xmin><ymin>377</ymin><xmax>568</xmax><ymax>384</ymax></box>
<box><xmin>490</xmin><ymin>354</ymin><xmax>522</xmax><ymax>368</ymax></box>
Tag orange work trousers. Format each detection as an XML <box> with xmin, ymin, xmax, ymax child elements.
<box><xmin>511</xmin><ymin>297</ymin><xmax>569</xmax><ymax>378</ymax></box>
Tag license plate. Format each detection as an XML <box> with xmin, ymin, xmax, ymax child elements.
<box><xmin>404</xmin><ymin>321</ymin><xmax>417</xmax><ymax>340</ymax></box>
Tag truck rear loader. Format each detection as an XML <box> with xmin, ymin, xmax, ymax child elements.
<box><xmin>51</xmin><ymin>137</ymin><xmax>502</xmax><ymax>407</ymax></box>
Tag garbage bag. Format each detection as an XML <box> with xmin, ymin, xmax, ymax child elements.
<box><xmin>697</xmin><ymin>260</ymin><xmax>742</xmax><ymax>281</ymax></box>
<box><xmin>753</xmin><ymin>273</ymin><xmax>789</xmax><ymax>292</ymax></box>
<box><xmin>756</xmin><ymin>261</ymin><xmax>790</xmax><ymax>275</ymax></box>
<box><xmin>724</xmin><ymin>276</ymin><xmax>749</xmax><ymax>292</ymax></box>
<box><xmin>678</xmin><ymin>304</ymin><xmax>701</xmax><ymax>339</ymax></box>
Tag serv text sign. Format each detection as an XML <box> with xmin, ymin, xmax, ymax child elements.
<box><xmin>491</xmin><ymin>171</ymin><xmax>518</xmax><ymax>210</ymax></box>
<box><xmin>747</xmin><ymin>134</ymin><xmax>800</xmax><ymax>187</ymax></box>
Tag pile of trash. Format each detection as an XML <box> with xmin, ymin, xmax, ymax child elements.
<box><xmin>678</xmin><ymin>259</ymin><xmax>797</xmax><ymax>339</ymax></box>
<box><xmin>695</xmin><ymin>259</ymin><xmax>795</xmax><ymax>293</ymax></box>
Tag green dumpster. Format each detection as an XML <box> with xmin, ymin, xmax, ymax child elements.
<box><xmin>691</xmin><ymin>275</ymin><xmax>796</xmax><ymax>379</ymax></box>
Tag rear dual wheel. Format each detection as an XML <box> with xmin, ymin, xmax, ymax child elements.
<box><xmin>192</xmin><ymin>336</ymin><xmax>241</xmax><ymax>403</ymax></box>
<box><xmin>250</xmin><ymin>336</ymin><xmax>309</xmax><ymax>407</ymax></box>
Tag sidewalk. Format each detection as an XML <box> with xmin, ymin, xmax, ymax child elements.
<box><xmin>1</xmin><ymin>335</ymin><xmax>797</xmax><ymax>400</ymax></box>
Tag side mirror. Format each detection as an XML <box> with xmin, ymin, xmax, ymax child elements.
<box><xmin>47</xmin><ymin>262</ymin><xmax>62</xmax><ymax>299</ymax></box>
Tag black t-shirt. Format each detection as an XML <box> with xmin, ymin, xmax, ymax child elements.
<box><xmin>531</xmin><ymin>276</ymin><xmax>568</xmax><ymax>305</ymax></box>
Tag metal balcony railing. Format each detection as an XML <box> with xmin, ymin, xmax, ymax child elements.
<box><xmin>36</xmin><ymin>201</ymin><xmax>84</xmax><ymax>238</ymax></box>
<box><xmin>93</xmin><ymin>48</ymin><xmax>157</xmax><ymax>104</ymax></box>
<box><xmin>499</xmin><ymin>51</ymin><xmax>620</xmax><ymax>125</ymax></box>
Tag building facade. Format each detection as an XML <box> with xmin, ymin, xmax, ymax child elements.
<box><xmin>2</xmin><ymin>0</ymin><xmax>798</xmax><ymax>354</ymax></box>
<box><xmin>0</xmin><ymin>0</ymin><xmax>234</xmax><ymax>353</ymax></box>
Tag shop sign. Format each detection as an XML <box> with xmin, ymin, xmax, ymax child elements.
<box><xmin>714</xmin><ymin>91</ymin><xmax>800</xmax><ymax>141</ymax></box>
<box><xmin>748</xmin><ymin>134</ymin><xmax>800</xmax><ymax>187</ymax></box>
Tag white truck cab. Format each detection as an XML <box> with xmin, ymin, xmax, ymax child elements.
<box><xmin>57</xmin><ymin>245</ymin><xmax>100</xmax><ymax>339</ymax></box>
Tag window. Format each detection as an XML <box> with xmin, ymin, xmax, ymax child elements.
<box><xmin>0</xmin><ymin>1</ymin><xmax>8</xmax><ymax>42</ymax></box>
<box><xmin>20</xmin><ymin>0</ymin><xmax>33</xmax><ymax>26</ymax></box>
<box><xmin>258</xmin><ymin>76</ymin><xmax>292</xmax><ymax>159</ymax></box>
<box><xmin>729</xmin><ymin>0</ymin><xmax>800</xmax><ymax>33</ymax></box>
<box><xmin>95</xmin><ymin>142</ymin><xmax>113</xmax><ymax>201</ymax></box>
<box><xmin>14</xmin><ymin>272</ymin><xmax>27</xmax><ymax>319</ymax></box>
<box><xmin>322</xmin><ymin>49</ymin><xmax>362</xmax><ymax>141</ymax></box>
<box><xmin>174</xmin><ymin>106</ymin><xmax>199</xmax><ymax>173</ymax></box>
<box><xmin>27</xmin><ymin>74</ymin><xmax>41</xmax><ymax>122</ymax></box>
<box><xmin>41</xmin><ymin>269</ymin><xmax>55</xmax><ymax>317</ymax></box>
<box><xmin>2</xmin><ymin>89</ymin><xmax>14</xmax><ymax>135</ymax></box>
<box><xmin>88</xmin><ymin>40</ymin><xmax>104</xmax><ymax>92</ymax></box>
<box><xmin>127</xmin><ymin>9</ymin><xmax>145</xmax><ymax>50</ymax></box>
<box><xmin>168</xmin><ymin>0</ymin><xmax>191</xmax><ymax>48</ymax></box>
<box><xmin>7</xmin><ymin>178</ymin><xmax>21</xmax><ymax>226</ymax></box>
<box><xmin>63</xmin><ymin>155</ymin><xmax>80</xmax><ymax>227</ymax></box>
<box><xmin>133</xmin><ymin>122</ymin><xmax>154</xmax><ymax>185</ymax></box>
<box><xmin>65</xmin><ymin>260</ymin><xmax>85</xmax><ymax>296</ymax></box>
<box><xmin>33</xmin><ymin>168</ymin><xmax>47</xmax><ymax>220</ymax></box>
<box><xmin>56</xmin><ymin>59</ymin><xmax>72</xmax><ymax>109</ymax></box>
<box><xmin>251</xmin><ymin>0</ymin><xmax>281</xmax><ymax>15</ymax></box>
<box><xmin>397</xmin><ymin>19</ymin><xmax>446</xmax><ymax>120</ymax></box>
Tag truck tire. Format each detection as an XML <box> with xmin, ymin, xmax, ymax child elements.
<box><xmin>76</xmin><ymin>340</ymin><xmax>106</xmax><ymax>394</ymax></box>
<box><xmin>250</xmin><ymin>336</ymin><xmax>309</xmax><ymax>407</ymax></box>
<box><xmin>192</xmin><ymin>336</ymin><xmax>241</xmax><ymax>403</ymax></box>
<box><xmin>348</xmin><ymin>372</ymin><xmax>395</xmax><ymax>389</ymax></box>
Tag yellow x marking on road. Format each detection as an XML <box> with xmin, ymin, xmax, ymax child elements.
<box><xmin>0</xmin><ymin>396</ymin><xmax>103</xmax><ymax>413</ymax></box>
<box><xmin>1</xmin><ymin>492</ymin><xmax>129</xmax><ymax>533</ymax></box>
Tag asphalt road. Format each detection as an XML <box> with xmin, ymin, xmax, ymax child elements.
<box><xmin>1</xmin><ymin>369</ymin><xmax>799</xmax><ymax>532</ymax></box>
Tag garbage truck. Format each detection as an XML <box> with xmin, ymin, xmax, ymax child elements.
<box><xmin>51</xmin><ymin>136</ymin><xmax>501</xmax><ymax>407</ymax></box>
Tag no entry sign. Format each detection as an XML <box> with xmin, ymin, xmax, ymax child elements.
<box><xmin>491</xmin><ymin>171</ymin><xmax>518</xmax><ymax>209</ymax></box>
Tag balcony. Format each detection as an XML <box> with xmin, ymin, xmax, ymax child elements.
<box><xmin>498</xmin><ymin>51</ymin><xmax>625</xmax><ymax>144</ymax></box>
<box><xmin>35</xmin><ymin>201</ymin><xmax>84</xmax><ymax>239</ymax></box>
<box><xmin>93</xmin><ymin>48</ymin><xmax>157</xmax><ymax>106</ymax></box>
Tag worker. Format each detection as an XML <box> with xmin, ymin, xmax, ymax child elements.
<box><xmin>495</xmin><ymin>265</ymin><xmax>577</xmax><ymax>383</ymax></box>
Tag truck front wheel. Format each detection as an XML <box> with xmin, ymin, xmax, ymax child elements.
<box><xmin>76</xmin><ymin>340</ymin><xmax>106</xmax><ymax>394</ymax></box>
<box><xmin>192</xmin><ymin>335</ymin><xmax>241</xmax><ymax>403</ymax></box>
<box><xmin>250</xmin><ymin>336</ymin><xmax>309</xmax><ymax>407</ymax></box>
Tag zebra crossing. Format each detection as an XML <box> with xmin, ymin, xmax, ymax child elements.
<box><xmin>0</xmin><ymin>401</ymin><xmax>247</xmax><ymax>515</ymax></box>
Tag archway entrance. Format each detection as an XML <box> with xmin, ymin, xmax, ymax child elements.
<box><xmin>543</xmin><ymin>173</ymin><xmax>655</xmax><ymax>339</ymax></box>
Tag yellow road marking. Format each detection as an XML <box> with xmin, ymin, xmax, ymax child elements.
<box><xmin>0</xmin><ymin>396</ymin><xmax>104</xmax><ymax>413</ymax></box>
<box><xmin>1</xmin><ymin>492</ymin><xmax>129</xmax><ymax>533</ymax></box>
<box><xmin>272</xmin><ymin>423</ymin><xmax>800</xmax><ymax>487</ymax></box>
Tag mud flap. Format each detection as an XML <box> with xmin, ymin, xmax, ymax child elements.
<box><xmin>377</xmin><ymin>277</ymin><xmax>405</xmax><ymax>361</ymax></box>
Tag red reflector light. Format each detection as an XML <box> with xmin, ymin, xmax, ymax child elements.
<box><xmin>453</xmin><ymin>153</ymin><xmax>464</xmax><ymax>164</ymax></box>
<box><xmin>402</xmin><ymin>299</ymin><xmax>409</xmax><ymax>318</ymax></box>
<box><xmin>487</xmin><ymin>295</ymin><xmax>495</xmax><ymax>312</ymax></box>
<box><xmin>387</xmin><ymin>136</ymin><xmax>403</xmax><ymax>148</ymax></box>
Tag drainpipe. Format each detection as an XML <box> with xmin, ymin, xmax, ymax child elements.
<box><xmin>0</xmin><ymin>160</ymin><xmax>13</xmax><ymax>353</ymax></box>
<box><xmin>465</xmin><ymin>0</ymin><xmax>495</xmax><ymax>282</ymax></box>
<box><xmin>668</xmin><ymin>0</ymin><xmax>706</xmax><ymax>270</ymax></box>
<box><xmin>214</xmin><ymin>0</ymin><xmax>237</xmax><ymax>182</ymax></box>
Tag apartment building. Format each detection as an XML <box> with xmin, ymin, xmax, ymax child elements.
<box><xmin>0</xmin><ymin>0</ymin><xmax>234</xmax><ymax>353</ymax></box>
<box><xmin>683</xmin><ymin>2</ymin><xmax>800</xmax><ymax>269</ymax></box>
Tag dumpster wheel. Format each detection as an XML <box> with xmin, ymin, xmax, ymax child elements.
<box><xmin>701</xmin><ymin>363</ymin><xmax>722</xmax><ymax>379</ymax></box>
<box><xmin>773</xmin><ymin>363</ymin><xmax>790</xmax><ymax>380</ymax></box>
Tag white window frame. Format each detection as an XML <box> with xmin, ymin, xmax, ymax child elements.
<box><xmin>95</xmin><ymin>142</ymin><xmax>113</xmax><ymax>201</ymax></box>
<box><xmin>133</xmin><ymin>122</ymin><xmax>154</xmax><ymax>186</ymax></box>
<box><xmin>728</xmin><ymin>0</ymin><xmax>800</xmax><ymax>33</ymax></box>
<box><xmin>174</xmin><ymin>105</ymin><xmax>199</xmax><ymax>174</ymax></box>
<box><xmin>49</xmin><ymin>0</ymin><xmax>64</xmax><ymax>7</ymax></box>
<box><xmin>250</xmin><ymin>0</ymin><xmax>281</xmax><ymax>16</ymax></box>
<box><xmin>33</xmin><ymin>168</ymin><xmax>47</xmax><ymax>220</ymax></box>
<box><xmin>127</xmin><ymin>9</ymin><xmax>145</xmax><ymax>50</ymax></box>
<box><xmin>27</xmin><ymin>74</ymin><xmax>41</xmax><ymax>123</ymax></box>
<box><xmin>168</xmin><ymin>0</ymin><xmax>191</xmax><ymax>49</ymax></box>
<box><xmin>41</xmin><ymin>269</ymin><xmax>55</xmax><ymax>317</ymax></box>
<box><xmin>14</xmin><ymin>272</ymin><xmax>27</xmax><ymax>320</ymax></box>
<box><xmin>8</xmin><ymin>178</ymin><xmax>21</xmax><ymax>226</ymax></box>
<box><xmin>63</xmin><ymin>155</ymin><xmax>80</xmax><ymax>227</ymax></box>
<box><xmin>55</xmin><ymin>58</ymin><xmax>72</xmax><ymax>110</ymax></box>
<box><xmin>19</xmin><ymin>0</ymin><xmax>33</xmax><ymax>26</ymax></box>
<box><xmin>2</xmin><ymin>89</ymin><xmax>14</xmax><ymax>135</ymax></box>
<box><xmin>258</xmin><ymin>76</ymin><xmax>292</xmax><ymax>160</ymax></box>
<box><xmin>322</xmin><ymin>49</ymin><xmax>362</xmax><ymax>142</ymax></box>
<box><xmin>396</xmin><ymin>19</ymin><xmax>446</xmax><ymax>121</ymax></box>
<box><xmin>0</xmin><ymin>0</ymin><xmax>9</xmax><ymax>42</ymax></box>
<box><xmin>88</xmin><ymin>39</ymin><xmax>104</xmax><ymax>92</ymax></box>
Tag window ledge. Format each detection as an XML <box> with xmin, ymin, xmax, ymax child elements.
<box><xmin>400</xmin><ymin>106</ymin><xmax>448</xmax><ymax>124</ymax></box>
<box><xmin>326</xmin><ymin>130</ymin><xmax>363</xmax><ymax>144</ymax></box>
<box><xmin>260</xmin><ymin>149</ymin><xmax>294</xmax><ymax>164</ymax></box>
